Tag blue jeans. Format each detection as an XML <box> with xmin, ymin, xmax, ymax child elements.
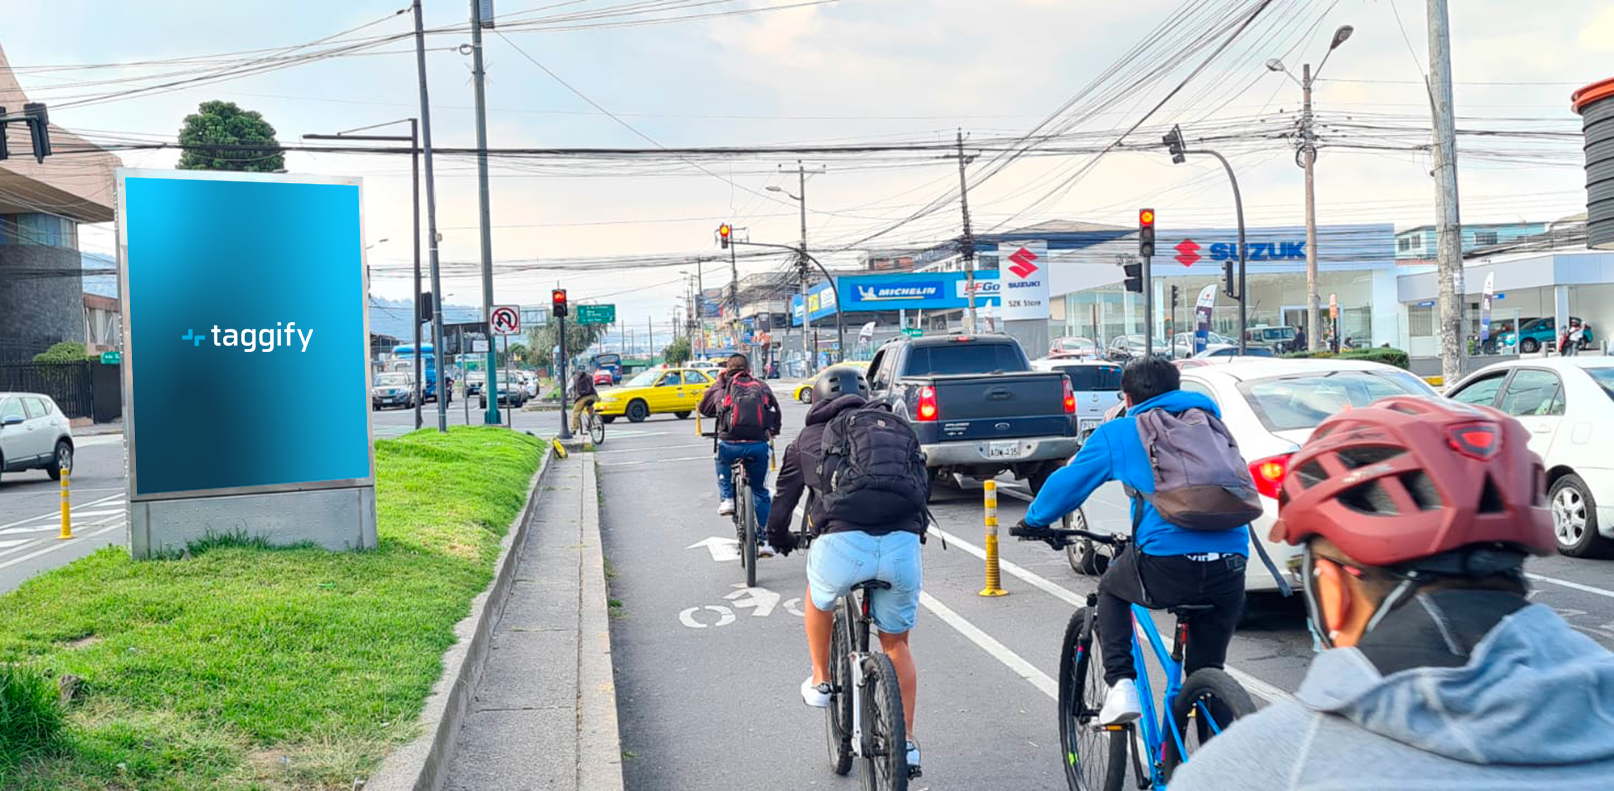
<box><xmin>716</xmin><ymin>440</ymin><xmax>771</xmax><ymax>536</ymax></box>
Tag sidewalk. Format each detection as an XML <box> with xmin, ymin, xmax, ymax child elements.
<box><xmin>441</xmin><ymin>452</ymin><xmax>623</xmax><ymax>791</ymax></box>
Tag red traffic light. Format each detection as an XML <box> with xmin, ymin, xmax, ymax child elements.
<box><xmin>1139</xmin><ymin>209</ymin><xmax>1155</xmax><ymax>227</ymax></box>
<box><xmin>718</xmin><ymin>223</ymin><xmax>731</xmax><ymax>239</ymax></box>
<box><xmin>551</xmin><ymin>288</ymin><xmax>568</xmax><ymax>317</ymax></box>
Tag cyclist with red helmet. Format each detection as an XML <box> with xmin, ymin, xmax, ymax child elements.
<box><xmin>1172</xmin><ymin>396</ymin><xmax>1614</xmax><ymax>789</ymax></box>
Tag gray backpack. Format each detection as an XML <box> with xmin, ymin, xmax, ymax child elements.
<box><xmin>1135</xmin><ymin>407</ymin><xmax>1261</xmax><ymax>530</ymax></box>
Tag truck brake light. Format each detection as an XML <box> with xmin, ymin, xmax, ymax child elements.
<box><xmin>917</xmin><ymin>385</ymin><xmax>938</xmax><ymax>421</ymax></box>
<box><xmin>1062</xmin><ymin>376</ymin><xmax>1076</xmax><ymax>414</ymax></box>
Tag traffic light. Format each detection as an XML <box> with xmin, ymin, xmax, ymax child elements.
<box><xmin>1163</xmin><ymin>125</ymin><xmax>1187</xmax><ymax>165</ymax></box>
<box><xmin>1138</xmin><ymin>209</ymin><xmax>1155</xmax><ymax>257</ymax></box>
<box><xmin>1223</xmin><ymin>261</ymin><xmax>1237</xmax><ymax>299</ymax></box>
<box><xmin>418</xmin><ymin>291</ymin><xmax>434</xmax><ymax>324</ymax></box>
<box><xmin>1171</xmin><ymin>284</ymin><xmax>1180</xmax><ymax>308</ymax></box>
<box><xmin>1123</xmin><ymin>261</ymin><xmax>1143</xmax><ymax>293</ymax></box>
<box><xmin>23</xmin><ymin>104</ymin><xmax>50</xmax><ymax>163</ymax></box>
<box><xmin>552</xmin><ymin>288</ymin><xmax>568</xmax><ymax>317</ymax></box>
<box><xmin>717</xmin><ymin>223</ymin><xmax>732</xmax><ymax>249</ymax></box>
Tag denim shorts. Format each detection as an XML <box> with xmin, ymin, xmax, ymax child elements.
<box><xmin>806</xmin><ymin>530</ymin><xmax>923</xmax><ymax>634</ymax></box>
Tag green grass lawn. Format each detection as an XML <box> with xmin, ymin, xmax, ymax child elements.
<box><xmin>0</xmin><ymin>427</ymin><xmax>544</xmax><ymax>790</ymax></box>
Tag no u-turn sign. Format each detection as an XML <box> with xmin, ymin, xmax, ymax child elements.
<box><xmin>491</xmin><ymin>305</ymin><xmax>521</xmax><ymax>335</ymax></box>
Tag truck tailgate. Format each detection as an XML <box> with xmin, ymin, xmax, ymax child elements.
<box><xmin>929</xmin><ymin>373</ymin><xmax>1072</xmax><ymax>441</ymax></box>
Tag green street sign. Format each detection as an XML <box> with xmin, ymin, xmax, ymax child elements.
<box><xmin>577</xmin><ymin>304</ymin><xmax>616</xmax><ymax>325</ymax></box>
<box><xmin>100</xmin><ymin>350</ymin><xmax>122</xmax><ymax>364</ymax></box>
<box><xmin>902</xmin><ymin>328</ymin><xmax>923</xmax><ymax>338</ymax></box>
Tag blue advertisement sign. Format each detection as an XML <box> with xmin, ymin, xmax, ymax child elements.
<box><xmin>120</xmin><ymin>172</ymin><xmax>373</xmax><ymax>499</ymax></box>
<box><xmin>792</xmin><ymin>271</ymin><xmax>1001</xmax><ymax>324</ymax></box>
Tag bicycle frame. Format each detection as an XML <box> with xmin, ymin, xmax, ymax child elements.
<box><xmin>1125</xmin><ymin>604</ymin><xmax>1229</xmax><ymax>790</ymax></box>
<box><xmin>842</xmin><ymin>591</ymin><xmax>873</xmax><ymax>757</ymax></box>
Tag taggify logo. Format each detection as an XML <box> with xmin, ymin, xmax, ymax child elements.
<box><xmin>181</xmin><ymin>323</ymin><xmax>314</xmax><ymax>352</ymax></box>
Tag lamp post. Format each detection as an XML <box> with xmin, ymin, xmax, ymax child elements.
<box><xmin>1267</xmin><ymin>24</ymin><xmax>1353</xmax><ymax>351</ymax></box>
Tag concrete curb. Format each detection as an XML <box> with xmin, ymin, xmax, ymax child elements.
<box><xmin>575</xmin><ymin>452</ymin><xmax>625</xmax><ymax>790</ymax></box>
<box><xmin>365</xmin><ymin>444</ymin><xmax>556</xmax><ymax>791</ymax></box>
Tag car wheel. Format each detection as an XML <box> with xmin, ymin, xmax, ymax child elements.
<box><xmin>1551</xmin><ymin>474</ymin><xmax>1612</xmax><ymax>558</ymax></box>
<box><xmin>626</xmin><ymin>400</ymin><xmax>650</xmax><ymax>423</ymax></box>
<box><xmin>47</xmin><ymin>441</ymin><xmax>72</xmax><ymax>480</ymax></box>
<box><xmin>675</xmin><ymin>411</ymin><xmax>691</xmax><ymax>420</ymax></box>
<box><xmin>799</xmin><ymin>389</ymin><xmax>813</xmax><ymax>404</ymax></box>
<box><xmin>1521</xmin><ymin>338</ymin><xmax>1540</xmax><ymax>354</ymax></box>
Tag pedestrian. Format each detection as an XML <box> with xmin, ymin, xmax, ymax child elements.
<box><xmin>1291</xmin><ymin>325</ymin><xmax>1308</xmax><ymax>354</ymax></box>
<box><xmin>1568</xmin><ymin>320</ymin><xmax>1586</xmax><ymax>357</ymax></box>
<box><xmin>699</xmin><ymin>354</ymin><xmax>782</xmax><ymax>551</ymax></box>
<box><xmin>1169</xmin><ymin>396</ymin><xmax>1614</xmax><ymax>791</ymax></box>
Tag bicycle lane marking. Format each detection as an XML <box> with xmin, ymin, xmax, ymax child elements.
<box><xmin>0</xmin><ymin>493</ymin><xmax>123</xmax><ymax>532</ymax></box>
<box><xmin>1527</xmin><ymin>573</ymin><xmax>1614</xmax><ymax>600</ymax></box>
<box><xmin>926</xmin><ymin>524</ymin><xmax>1295</xmax><ymax>705</ymax></box>
<box><xmin>918</xmin><ymin>591</ymin><xmax>1058</xmax><ymax>699</ymax></box>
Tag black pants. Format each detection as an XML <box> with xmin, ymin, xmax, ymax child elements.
<box><xmin>1096</xmin><ymin>548</ymin><xmax>1246</xmax><ymax>686</ymax></box>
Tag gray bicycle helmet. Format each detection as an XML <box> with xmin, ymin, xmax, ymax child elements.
<box><xmin>812</xmin><ymin>365</ymin><xmax>869</xmax><ymax>402</ymax></box>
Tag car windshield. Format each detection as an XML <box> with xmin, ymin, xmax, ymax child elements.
<box><xmin>1584</xmin><ymin>367</ymin><xmax>1614</xmax><ymax>399</ymax></box>
<box><xmin>375</xmin><ymin>374</ymin><xmax>410</xmax><ymax>386</ymax></box>
<box><xmin>1055</xmin><ymin>365</ymin><xmax>1122</xmax><ymax>391</ymax></box>
<box><xmin>626</xmin><ymin>370</ymin><xmax>661</xmax><ymax>387</ymax></box>
<box><xmin>1239</xmin><ymin>369</ymin><xmax>1435</xmax><ymax>432</ymax></box>
<box><xmin>901</xmin><ymin>342</ymin><xmax>1027</xmax><ymax>375</ymax></box>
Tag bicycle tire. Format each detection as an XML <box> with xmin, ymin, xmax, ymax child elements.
<box><xmin>1058</xmin><ymin>607</ymin><xmax>1126</xmax><ymax>791</ymax></box>
<box><xmin>1160</xmin><ymin>667</ymin><xmax>1256</xmax><ymax>780</ymax></box>
<box><xmin>737</xmin><ymin>471</ymin><xmax>758</xmax><ymax>588</ymax></box>
<box><xmin>588</xmin><ymin>411</ymin><xmax>605</xmax><ymax>445</ymax></box>
<box><xmin>858</xmin><ymin>652</ymin><xmax>908</xmax><ymax>791</ymax></box>
<box><xmin>826</xmin><ymin>603</ymin><xmax>854</xmax><ymax>776</ymax></box>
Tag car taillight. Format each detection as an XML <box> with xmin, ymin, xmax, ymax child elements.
<box><xmin>1248</xmin><ymin>454</ymin><xmax>1291</xmax><ymax>500</ymax></box>
<box><xmin>1062</xmin><ymin>376</ymin><xmax>1076</xmax><ymax>414</ymax></box>
<box><xmin>917</xmin><ymin>385</ymin><xmax>939</xmax><ymax>421</ymax></box>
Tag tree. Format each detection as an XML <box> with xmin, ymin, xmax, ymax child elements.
<box><xmin>498</xmin><ymin>342</ymin><xmax>529</xmax><ymax>368</ymax></box>
<box><xmin>663</xmin><ymin>336</ymin><xmax>692</xmax><ymax>366</ymax></box>
<box><xmin>527</xmin><ymin>321</ymin><xmax>607</xmax><ymax>369</ymax></box>
<box><xmin>32</xmin><ymin>341</ymin><xmax>88</xmax><ymax>364</ymax></box>
<box><xmin>177</xmin><ymin>101</ymin><xmax>285</xmax><ymax>172</ymax></box>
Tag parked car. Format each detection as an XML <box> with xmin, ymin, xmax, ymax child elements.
<box><xmin>1244</xmin><ymin>324</ymin><xmax>1298</xmax><ymax>350</ymax></box>
<box><xmin>592</xmin><ymin>369</ymin><xmax>615</xmax><ymax>388</ymax></box>
<box><xmin>479</xmin><ymin>378</ymin><xmax>529</xmax><ymax>409</ymax></box>
<box><xmin>1030</xmin><ymin>358</ymin><xmax>1123</xmax><ymax>442</ymax></box>
<box><xmin>1497</xmin><ymin>316</ymin><xmax>1595</xmax><ymax>354</ymax></box>
<box><xmin>794</xmin><ymin>360</ymin><xmax>871</xmax><ymax>403</ymax></box>
<box><xmin>0</xmin><ymin>392</ymin><xmax>74</xmax><ymax>484</ymax></box>
<box><xmin>464</xmin><ymin>371</ymin><xmax>486</xmax><ymax>396</ymax></box>
<box><xmin>1105</xmin><ymin>334</ymin><xmax>1169</xmax><ymax>362</ymax></box>
<box><xmin>595</xmin><ymin>367</ymin><xmax>716</xmax><ymax>423</ymax></box>
<box><xmin>1071</xmin><ymin>359</ymin><xmax>1437</xmax><ymax>591</ymax></box>
<box><xmin>371</xmin><ymin>372</ymin><xmax>417</xmax><ymax>410</ymax></box>
<box><xmin>1049</xmin><ymin>336</ymin><xmax>1099</xmax><ymax>358</ymax></box>
<box><xmin>1172</xmin><ymin>330</ymin><xmax>1235</xmax><ymax>358</ymax></box>
<box><xmin>1445</xmin><ymin>358</ymin><xmax>1614</xmax><ymax>557</ymax></box>
<box><xmin>866</xmin><ymin>334</ymin><xmax>1078</xmax><ymax>494</ymax></box>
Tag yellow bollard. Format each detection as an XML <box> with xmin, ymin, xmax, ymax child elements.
<box><xmin>979</xmin><ymin>480</ymin><xmax>1007</xmax><ymax>597</ymax></box>
<box><xmin>770</xmin><ymin>439</ymin><xmax>777</xmax><ymax>471</ymax></box>
<box><xmin>58</xmin><ymin>466</ymin><xmax>72</xmax><ymax>540</ymax></box>
<box><xmin>696</xmin><ymin>412</ymin><xmax>703</xmax><ymax>437</ymax></box>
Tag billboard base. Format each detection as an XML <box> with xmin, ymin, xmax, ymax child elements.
<box><xmin>129</xmin><ymin>486</ymin><xmax>377</xmax><ymax>559</ymax></box>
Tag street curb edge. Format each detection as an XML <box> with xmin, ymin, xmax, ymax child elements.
<box><xmin>576</xmin><ymin>451</ymin><xmax>626</xmax><ymax>790</ymax></box>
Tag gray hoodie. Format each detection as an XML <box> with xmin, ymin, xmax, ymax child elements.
<box><xmin>1171</xmin><ymin>597</ymin><xmax>1614</xmax><ymax>790</ymax></box>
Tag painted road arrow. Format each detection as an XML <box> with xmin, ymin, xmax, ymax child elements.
<box><xmin>686</xmin><ymin>536</ymin><xmax>740</xmax><ymax>562</ymax></box>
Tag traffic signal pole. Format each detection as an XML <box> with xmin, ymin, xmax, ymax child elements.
<box><xmin>470</xmin><ymin>0</ymin><xmax>499</xmax><ymax>425</ymax></box>
<box><xmin>558</xmin><ymin>315</ymin><xmax>571</xmax><ymax>440</ymax></box>
<box><xmin>1143</xmin><ymin>255</ymin><xmax>1154</xmax><ymax>358</ymax></box>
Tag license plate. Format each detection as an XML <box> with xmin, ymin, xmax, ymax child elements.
<box><xmin>1079</xmin><ymin>418</ymin><xmax>1101</xmax><ymax>434</ymax></box>
<box><xmin>988</xmin><ymin>440</ymin><xmax>1020</xmax><ymax>459</ymax></box>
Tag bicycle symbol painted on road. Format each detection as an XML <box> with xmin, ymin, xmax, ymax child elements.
<box><xmin>678</xmin><ymin>583</ymin><xmax>806</xmax><ymax>628</ymax></box>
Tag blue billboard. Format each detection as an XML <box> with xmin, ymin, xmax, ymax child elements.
<box><xmin>792</xmin><ymin>271</ymin><xmax>1001</xmax><ymax>324</ymax></box>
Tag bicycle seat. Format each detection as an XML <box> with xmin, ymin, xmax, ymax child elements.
<box><xmin>850</xmin><ymin>580</ymin><xmax>893</xmax><ymax>592</ymax></box>
<box><xmin>1168</xmin><ymin>604</ymin><xmax>1216</xmax><ymax>620</ymax></box>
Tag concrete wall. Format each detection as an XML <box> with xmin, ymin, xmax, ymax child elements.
<box><xmin>0</xmin><ymin>244</ymin><xmax>85</xmax><ymax>359</ymax></box>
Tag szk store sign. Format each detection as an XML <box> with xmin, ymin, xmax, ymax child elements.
<box><xmin>1000</xmin><ymin>240</ymin><xmax>1050</xmax><ymax>322</ymax></box>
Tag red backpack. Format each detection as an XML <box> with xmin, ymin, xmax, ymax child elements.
<box><xmin>721</xmin><ymin>374</ymin><xmax>771</xmax><ymax>441</ymax></box>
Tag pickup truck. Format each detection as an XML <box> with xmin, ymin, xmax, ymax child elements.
<box><xmin>866</xmin><ymin>334</ymin><xmax>1079</xmax><ymax>494</ymax></box>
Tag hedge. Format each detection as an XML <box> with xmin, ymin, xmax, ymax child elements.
<box><xmin>1281</xmin><ymin>347</ymin><xmax>1411</xmax><ymax>370</ymax></box>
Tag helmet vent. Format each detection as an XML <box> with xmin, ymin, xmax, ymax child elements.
<box><xmin>1295</xmin><ymin>460</ymin><xmax>1329</xmax><ymax>489</ymax></box>
<box><xmin>1340</xmin><ymin>480</ymin><xmax>1399</xmax><ymax>515</ymax></box>
<box><xmin>1337</xmin><ymin>445</ymin><xmax>1404</xmax><ymax>470</ymax></box>
<box><xmin>1479</xmin><ymin>474</ymin><xmax>1507</xmax><ymax>514</ymax></box>
<box><xmin>1401</xmin><ymin>471</ymin><xmax>1443</xmax><ymax>511</ymax></box>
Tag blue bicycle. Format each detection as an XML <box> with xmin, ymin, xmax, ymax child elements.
<box><xmin>1013</xmin><ymin>522</ymin><xmax>1255</xmax><ymax>791</ymax></box>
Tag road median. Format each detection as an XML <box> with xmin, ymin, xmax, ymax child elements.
<box><xmin>0</xmin><ymin>427</ymin><xmax>545</xmax><ymax>790</ymax></box>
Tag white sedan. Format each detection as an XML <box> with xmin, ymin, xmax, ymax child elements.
<box><xmin>1068</xmin><ymin>359</ymin><xmax>1438</xmax><ymax>592</ymax></box>
<box><xmin>1445</xmin><ymin>358</ymin><xmax>1614</xmax><ymax>557</ymax></box>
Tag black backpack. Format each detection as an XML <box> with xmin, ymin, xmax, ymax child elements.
<box><xmin>814</xmin><ymin>403</ymin><xmax>930</xmax><ymax>525</ymax></box>
<box><xmin>720</xmin><ymin>374</ymin><xmax>772</xmax><ymax>441</ymax></box>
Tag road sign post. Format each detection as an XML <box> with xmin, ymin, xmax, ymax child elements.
<box><xmin>490</xmin><ymin>305</ymin><xmax>521</xmax><ymax>429</ymax></box>
<box><xmin>100</xmin><ymin>350</ymin><xmax>121</xmax><ymax>365</ymax></box>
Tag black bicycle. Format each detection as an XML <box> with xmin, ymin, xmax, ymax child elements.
<box><xmin>706</xmin><ymin>431</ymin><xmax>762</xmax><ymax>588</ymax></box>
<box><xmin>824</xmin><ymin>580</ymin><xmax>911</xmax><ymax>791</ymax></box>
<box><xmin>1012</xmin><ymin>523</ymin><xmax>1254</xmax><ymax>791</ymax></box>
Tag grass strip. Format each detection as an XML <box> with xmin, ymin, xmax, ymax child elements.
<box><xmin>0</xmin><ymin>426</ymin><xmax>543</xmax><ymax>790</ymax></box>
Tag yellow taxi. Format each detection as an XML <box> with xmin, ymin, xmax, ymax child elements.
<box><xmin>596</xmin><ymin>367</ymin><xmax>717</xmax><ymax>423</ymax></box>
<box><xmin>794</xmin><ymin>360</ymin><xmax>871</xmax><ymax>403</ymax></box>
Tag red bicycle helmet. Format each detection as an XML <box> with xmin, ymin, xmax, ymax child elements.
<box><xmin>1271</xmin><ymin>396</ymin><xmax>1554</xmax><ymax>567</ymax></box>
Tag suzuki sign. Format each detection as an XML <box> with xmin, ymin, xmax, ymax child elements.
<box><xmin>1000</xmin><ymin>241</ymin><xmax>1050</xmax><ymax>321</ymax></box>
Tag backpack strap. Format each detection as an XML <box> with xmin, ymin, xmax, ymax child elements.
<box><xmin>1248</xmin><ymin>532</ymin><xmax>1293</xmax><ymax>597</ymax></box>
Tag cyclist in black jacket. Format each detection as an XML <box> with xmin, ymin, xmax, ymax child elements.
<box><xmin>767</xmin><ymin>366</ymin><xmax>925</xmax><ymax>773</ymax></box>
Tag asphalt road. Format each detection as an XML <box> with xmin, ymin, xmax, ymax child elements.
<box><xmin>599</xmin><ymin>391</ymin><xmax>1614</xmax><ymax>790</ymax></box>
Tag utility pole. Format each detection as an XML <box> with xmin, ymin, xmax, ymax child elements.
<box><xmin>1302</xmin><ymin>62</ymin><xmax>1320</xmax><ymax>351</ymax></box>
<box><xmin>1428</xmin><ymin>0</ymin><xmax>1465</xmax><ymax>383</ymax></box>
<box><xmin>469</xmin><ymin>0</ymin><xmax>499</xmax><ymax>425</ymax></box>
<box><xmin>695</xmin><ymin>263</ymin><xmax>705</xmax><ymax>358</ymax></box>
<box><xmin>797</xmin><ymin>162</ymin><xmax>813</xmax><ymax>374</ymax></box>
<box><xmin>412</xmin><ymin>0</ymin><xmax>448</xmax><ymax>433</ymax></box>
<box><xmin>954</xmin><ymin>130</ymin><xmax>978</xmax><ymax>333</ymax></box>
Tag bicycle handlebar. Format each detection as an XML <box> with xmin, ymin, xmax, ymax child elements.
<box><xmin>1009</xmin><ymin>523</ymin><xmax>1126</xmax><ymax>550</ymax></box>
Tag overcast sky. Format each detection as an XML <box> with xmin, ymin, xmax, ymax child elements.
<box><xmin>7</xmin><ymin>0</ymin><xmax>1610</xmax><ymax>329</ymax></box>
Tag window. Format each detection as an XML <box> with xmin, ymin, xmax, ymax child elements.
<box><xmin>0</xmin><ymin>398</ymin><xmax>22</xmax><ymax>423</ymax></box>
<box><xmin>1398</xmin><ymin>236</ymin><xmax>1412</xmax><ymax>252</ymax></box>
<box><xmin>21</xmin><ymin>397</ymin><xmax>48</xmax><ymax>419</ymax></box>
<box><xmin>1450</xmin><ymin>373</ymin><xmax>1507</xmax><ymax>408</ymax></box>
<box><xmin>656</xmin><ymin>372</ymin><xmax>682</xmax><ymax>387</ymax></box>
<box><xmin>902</xmin><ymin>342</ymin><xmax>1027</xmax><ymax>376</ymax></box>
<box><xmin>1239</xmin><ymin>371</ymin><xmax>1435</xmax><ymax>432</ymax></box>
<box><xmin>1180</xmin><ymin>379</ymin><xmax>1219</xmax><ymax>407</ymax></box>
<box><xmin>1498</xmin><ymin>370</ymin><xmax>1564</xmax><ymax>417</ymax></box>
<box><xmin>1474</xmin><ymin>230</ymin><xmax>1499</xmax><ymax>247</ymax></box>
<box><xmin>1409</xmin><ymin>305</ymin><xmax>1435</xmax><ymax>337</ymax></box>
<box><xmin>1057</xmin><ymin>365</ymin><xmax>1122</xmax><ymax>391</ymax></box>
<box><xmin>867</xmin><ymin>350</ymin><xmax>890</xmax><ymax>390</ymax></box>
<box><xmin>683</xmin><ymin>371</ymin><xmax>710</xmax><ymax>385</ymax></box>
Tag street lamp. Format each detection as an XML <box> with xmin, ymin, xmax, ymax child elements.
<box><xmin>1267</xmin><ymin>24</ymin><xmax>1353</xmax><ymax>352</ymax></box>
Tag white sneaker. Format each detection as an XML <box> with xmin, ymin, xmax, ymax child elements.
<box><xmin>1099</xmin><ymin>678</ymin><xmax>1141</xmax><ymax>726</ymax></box>
<box><xmin>801</xmin><ymin>676</ymin><xmax>831</xmax><ymax>708</ymax></box>
<box><xmin>718</xmin><ymin>499</ymin><xmax>735</xmax><ymax>516</ymax></box>
<box><xmin>758</xmin><ymin>543</ymin><xmax>775</xmax><ymax>558</ymax></box>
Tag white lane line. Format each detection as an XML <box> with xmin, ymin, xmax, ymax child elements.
<box><xmin>0</xmin><ymin>539</ymin><xmax>29</xmax><ymax>550</ymax></box>
<box><xmin>64</xmin><ymin>509</ymin><xmax>123</xmax><ymax>519</ymax></box>
<box><xmin>0</xmin><ymin>523</ymin><xmax>124</xmax><ymax>571</ymax></box>
<box><xmin>594</xmin><ymin>442</ymin><xmax>713</xmax><ymax>456</ymax></box>
<box><xmin>598</xmin><ymin>455</ymin><xmax>713</xmax><ymax>467</ymax></box>
<box><xmin>0</xmin><ymin>494</ymin><xmax>123</xmax><ymax>531</ymax></box>
<box><xmin>919</xmin><ymin>591</ymin><xmax>1058</xmax><ymax>700</ymax></box>
<box><xmin>927</xmin><ymin>525</ymin><xmax>1293</xmax><ymax>705</ymax></box>
<box><xmin>1527</xmin><ymin>573</ymin><xmax>1614</xmax><ymax>600</ymax></box>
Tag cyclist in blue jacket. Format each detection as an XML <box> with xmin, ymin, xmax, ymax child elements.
<box><xmin>1017</xmin><ymin>356</ymin><xmax>1248</xmax><ymax>726</ymax></box>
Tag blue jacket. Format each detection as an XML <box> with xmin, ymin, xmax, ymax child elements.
<box><xmin>1025</xmin><ymin>389</ymin><xmax>1249</xmax><ymax>557</ymax></box>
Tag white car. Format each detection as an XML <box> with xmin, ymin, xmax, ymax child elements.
<box><xmin>1069</xmin><ymin>359</ymin><xmax>1438</xmax><ymax>592</ymax></box>
<box><xmin>0</xmin><ymin>392</ymin><xmax>75</xmax><ymax>485</ymax></box>
<box><xmin>1030</xmin><ymin>358</ymin><xmax>1123</xmax><ymax>442</ymax></box>
<box><xmin>1445</xmin><ymin>358</ymin><xmax>1614</xmax><ymax>557</ymax></box>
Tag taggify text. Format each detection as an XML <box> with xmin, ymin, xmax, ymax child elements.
<box><xmin>211</xmin><ymin>322</ymin><xmax>313</xmax><ymax>353</ymax></box>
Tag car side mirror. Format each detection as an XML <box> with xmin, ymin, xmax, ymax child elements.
<box><xmin>1</xmin><ymin>415</ymin><xmax>22</xmax><ymax>427</ymax></box>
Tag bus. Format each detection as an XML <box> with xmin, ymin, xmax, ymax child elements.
<box><xmin>391</xmin><ymin>343</ymin><xmax>440</xmax><ymax>401</ymax></box>
<box><xmin>591</xmin><ymin>352</ymin><xmax>622</xmax><ymax>383</ymax></box>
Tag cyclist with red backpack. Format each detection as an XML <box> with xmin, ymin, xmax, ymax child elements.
<box><xmin>699</xmin><ymin>354</ymin><xmax>783</xmax><ymax>554</ymax></box>
<box><xmin>766</xmin><ymin>365</ymin><xmax>929</xmax><ymax>774</ymax></box>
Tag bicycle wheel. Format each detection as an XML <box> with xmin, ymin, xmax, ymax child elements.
<box><xmin>825</xmin><ymin>603</ymin><xmax>854</xmax><ymax>775</ymax></box>
<box><xmin>1058</xmin><ymin>607</ymin><xmax>1126</xmax><ymax>791</ymax></box>
<box><xmin>1062</xmin><ymin>509</ymin><xmax>1108</xmax><ymax>576</ymax></box>
<box><xmin>588</xmin><ymin>411</ymin><xmax>605</xmax><ymax>445</ymax></box>
<box><xmin>737</xmin><ymin>475</ymin><xmax>758</xmax><ymax>588</ymax></box>
<box><xmin>1160</xmin><ymin>668</ymin><xmax>1256</xmax><ymax>780</ymax></box>
<box><xmin>858</xmin><ymin>652</ymin><xmax>908</xmax><ymax>791</ymax></box>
